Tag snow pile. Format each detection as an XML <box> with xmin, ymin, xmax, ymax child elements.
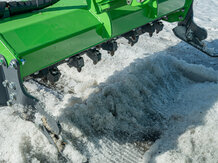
<box><xmin>0</xmin><ymin>107</ymin><xmax>58</xmax><ymax>162</ymax></box>
<box><xmin>144</xmin><ymin>82</ymin><xmax>218</xmax><ymax>163</ymax></box>
<box><xmin>57</xmin><ymin>54</ymin><xmax>218</xmax><ymax>163</ymax></box>
<box><xmin>24</xmin><ymin>53</ymin><xmax>218</xmax><ymax>163</ymax></box>
<box><xmin>143</xmin><ymin>0</ymin><xmax>218</xmax><ymax>162</ymax></box>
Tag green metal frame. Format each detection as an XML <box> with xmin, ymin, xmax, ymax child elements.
<box><xmin>0</xmin><ymin>0</ymin><xmax>193</xmax><ymax>79</ymax></box>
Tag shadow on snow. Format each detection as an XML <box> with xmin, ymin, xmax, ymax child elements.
<box><xmin>55</xmin><ymin>39</ymin><xmax>218</xmax><ymax>162</ymax></box>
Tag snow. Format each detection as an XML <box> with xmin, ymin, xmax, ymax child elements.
<box><xmin>0</xmin><ymin>0</ymin><xmax>218</xmax><ymax>162</ymax></box>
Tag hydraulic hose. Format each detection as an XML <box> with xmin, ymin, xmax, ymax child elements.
<box><xmin>0</xmin><ymin>0</ymin><xmax>59</xmax><ymax>19</ymax></box>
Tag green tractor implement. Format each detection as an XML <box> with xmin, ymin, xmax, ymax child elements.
<box><xmin>0</xmin><ymin>0</ymin><xmax>216</xmax><ymax>159</ymax></box>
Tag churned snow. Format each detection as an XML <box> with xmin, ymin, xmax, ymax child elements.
<box><xmin>0</xmin><ymin>0</ymin><xmax>218</xmax><ymax>162</ymax></box>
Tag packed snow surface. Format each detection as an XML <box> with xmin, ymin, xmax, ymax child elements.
<box><xmin>0</xmin><ymin>0</ymin><xmax>218</xmax><ymax>162</ymax></box>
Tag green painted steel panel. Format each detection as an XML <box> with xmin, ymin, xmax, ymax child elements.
<box><xmin>158</xmin><ymin>0</ymin><xmax>186</xmax><ymax>16</ymax></box>
<box><xmin>110</xmin><ymin>6</ymin><xmax>153</xmax><ymax>36</ymax></box>
<box><xmin>21</xmin><ymin>29</ymin><xmax>105</xmax><ymax>76</ymax></box>
<box><xmin>0</xmin><ymin>0</ymin><xmax>193</xmax><ymax>78</ymax></box>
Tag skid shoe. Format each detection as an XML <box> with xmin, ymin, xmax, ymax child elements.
<box><xmin>173</xmin><ymin>4</ymin><xmax>218</xmax><ymax>57</ymax></box>
<box><xmin>0</xmin><ymin>54</ymin><xmax>65</xmax><ymax>157</ymax></box>
<box><xmin>0</xmin><ymin>55</ymin><xmax>60</xmax><ymax>133</ymax></box>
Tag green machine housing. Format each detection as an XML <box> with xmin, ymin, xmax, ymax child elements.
<box><xmin>0</xmin><ymin>0</ymin><xmax>199</xmax><ymax>106</ymax></box>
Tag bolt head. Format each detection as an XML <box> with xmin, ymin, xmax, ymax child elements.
<box><xmin>127</xmin><ymin>0</ymin><xmax>132</xmax><ymax>5</ymax></box>
<box><xmin>179</xmin><ymin>16</ymin><xmax>183</xmax><ymax>20</ymax></box>
<box><xmin>0</xmin><ymin>60</ymin><xmax>3</xmax><ymax>66</ymax></box>
<box><xmin>9</xmin><ymin>82</ymin><xmax>16</xmax><ymax>90</ymax></box>
<box><xmin>2</xmin><ymin>80</ymin><xmax>9</xmax><ymax>87</ymax></box>
<box><xmin>7</xmin><ymin>100</ymin><xmax>13</xmax><ymax>106</ymax></box>
<box><xmin>163</xmin><ymin>16</ymin><xmax>168</xmax><ymax>20</ymax></box>
<box><xmin>10</xmin><ymin>93</ymin><xmax>16</xmax><ymax>101</ymax></box>
<box><xmin>0</xmin><ymin>57</ymin><xmax>5</xmax><ymax>66</ymax></box>
<box><xmin>20</xmin><ymin>59</ymin><xmax>26</xmax><ymax>65</ymax></box>
<box><xmin>186</xmin><ymin>30</ymin><xmax>193</xmax><ymax>40</ymax></box>
<box><xmin>10</xmin><ymin>60</ymin><xmax>17</xmax><ymax>69</ymax></box>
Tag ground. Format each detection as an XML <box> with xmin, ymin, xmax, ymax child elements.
<box><xmin>0</xmin><ymin>0</ymin><xmax>218</xmax><ymax>162</ymax></box>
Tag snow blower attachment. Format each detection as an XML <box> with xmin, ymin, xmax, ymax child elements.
<box><xmin>0</xmin><ymin>0</ymin><xmax>216</xmax><ymax>158</ymax></box>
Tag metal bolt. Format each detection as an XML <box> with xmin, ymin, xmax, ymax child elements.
<box><xmin>20</xmin><ymin>59</ymin><xmax>26</xmax><ymax>65</ymax></box>
<box><xmin>163</xmin><ymin>16</ymin><xmax>168</xmax><ymax>20</ymax></box>
<box><xmin>186</xmin><ymin>30</ymin><xmax>193</xmax><ymax>40</ymax></box>
<box><xmin>10</xmin><ymin>93</ymin><xmax>16</xmax><ymax>101</ymax></box>
<box><xmin>0</xmin><ymin>57</ymin><xmax>6</xmax><ymax>67</ymax></box>
<box><xmin>2</xmin><ymin>80</ymin><xmax>9</xmax><ymax>87</ymax></box>
<box><xmin>7</xmin><ymin>100</ymin><xmax>13</xmax><ymax>106</ymax></box>
<box><xmin>179</xmin><ymin>16</ymin><xmax>183</xmax><ymax>20</ymax></box>
<box><xmin>9</xmin><ymin>82</ymin><xmax>16</xmax><ymax>90</ymax></box>
<box><xmin>10</xmin><ymin>60</ymin><xmax>17</xmax><ymax>69</ymax></box>
<box><xmin>34</xmin><ymin>71</ymin><xmax>39</xmax><ymax>75</ymax></box>
<box><xmin>0</xmin><ymin>58</ymin><xmax>4</xmax><ymax>66</ymax></box>
<box><xmin>127</xmin><ymin>0</ymin><xmax>132</xmax><ymax>5</ymax></box>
